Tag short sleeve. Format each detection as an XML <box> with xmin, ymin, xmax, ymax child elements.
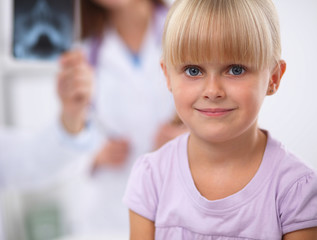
<box><xmin>280</xmin><ymin>171</ymin><xmax>317</xmax><ymax>234</ymax></box>
<box><xmin>123</xmin><ymin>155</ymin><xmax>158</xmax><ymax>221</ymax></box>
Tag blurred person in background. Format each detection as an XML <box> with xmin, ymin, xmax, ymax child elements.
<box><xmin>53</xmin><ymin>0</ymin><xmax>186</xmax><ymax>237</ymax></box>
<box><xmin>0</xmin><ymin>0</ymin><xmax>185</xmax><ymax>238</ymax></box>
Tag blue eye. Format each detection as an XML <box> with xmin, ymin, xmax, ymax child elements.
<box><xmin>229</xmin><ymin>65</ymin><xmax>245</xmax><ymax>75</ymax></box>
<box><xmin>185</xmin><ymin>66</ymin><xmax>202</xmax><ymax>77</ymax></box>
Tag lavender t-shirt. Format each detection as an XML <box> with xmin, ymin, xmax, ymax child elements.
<box><xmin>123</xmin><ymin>132</ymin><xmax>317</xmax><ymax>239</ymax></box>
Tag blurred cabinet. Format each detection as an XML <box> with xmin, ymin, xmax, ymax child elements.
<box><xmin>0</xmin><ymin>58</ymin><xmax>60</xmax><ymax>130</ymax></box>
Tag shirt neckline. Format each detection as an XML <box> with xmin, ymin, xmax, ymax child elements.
<box><xmin>177</xmin><ymin>131</ymin><xmax>283</xmax><ymax>213</ymax></box>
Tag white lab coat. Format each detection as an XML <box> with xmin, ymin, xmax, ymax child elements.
<box><xmin>46</xmin><ymin>6</ymin><xmax>174</xmax><ymax>237</ymax></box>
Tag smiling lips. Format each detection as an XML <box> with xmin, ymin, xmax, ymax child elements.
<box><xmin>196</xmin><ymin>108</ymin><xmax>236</xmax><ymax>117</ymax></box>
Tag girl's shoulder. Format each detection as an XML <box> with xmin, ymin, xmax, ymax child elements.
<box><xmin>135</xmin><ymin>132</ymin><xmax>189</xmax><ymax>174</ymax></box>
<box><xmin>123</xmin><ymin>132</ymin><xmax>189</xmax><ymax>220</ymax></box>
<box><xmin>268</xmin><ymin>137</ymin><xmax>317</xmax><ymax>234</ymax></box>
<box><xmin>271</xmin><ymin>135</ymin><xmax>316</xmax><ymax>190</ymax></box>
<box><xmin>264</xmin><ymin>131</ymin><xmax>315</xmax><ymax>181</ymax></box>
<box><xmin>266</xmin><ymin>132</ymin><xmax>317</xmax><ymax>209</ymax></box>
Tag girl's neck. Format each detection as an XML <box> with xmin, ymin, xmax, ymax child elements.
<box><xmin>188</xmin><ymin>124</ymin><xmax>267</xmax><ymax>170</ymax></box>
<box><xmin>109</xmin><ymin>1</ymin><xmax>154</xmax><ymax>53</ymax></box>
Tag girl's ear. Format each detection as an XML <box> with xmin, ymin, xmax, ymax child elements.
<box><xmin>160</xmin><ymin>60</ymin><xmax>172</xmax><ymax>92</ymax></box>
<box><xmin>267</xmin><ymin>60</ymin><xmax>287</xmax><ymax>96</ymax></box>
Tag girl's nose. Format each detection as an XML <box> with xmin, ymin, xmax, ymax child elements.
<box><xmin>203</xmin><ymin>75</ymin><xmax>225</xmax><ymax>101</ymax></box>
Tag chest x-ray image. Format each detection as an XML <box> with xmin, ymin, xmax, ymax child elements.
<box><xmin>13</xmin><ymin>0</ymin><xmax>74</xmax><ymax>60</ymax></box>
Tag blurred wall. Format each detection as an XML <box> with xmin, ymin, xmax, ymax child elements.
<box><xmin>259</xmin><ymin>0</ymin><xmax>317</xmax><ymax>169</ymax></box>
<box><xmin>0</xmin><ymin>0</ymin><xmax>316</xmax><ymax>169</ymax></box>
<box><xmin>0</xmin><ymin>0</ymin><xmax>60</xmax><ymax>130</ymax></box>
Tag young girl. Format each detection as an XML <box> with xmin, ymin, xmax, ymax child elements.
<box><xmin>123</xmin><ymin>0</ymin><xmax>317</xmax><ymax>239</ymax></box>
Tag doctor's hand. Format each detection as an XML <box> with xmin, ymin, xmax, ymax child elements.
<box><xmin>92</xmin><ymin>139</ymin><xmax>131</xmax><ymax>171</ymax></box>
<box><xmin>154</xmin><ymin>115</ymin><xmax>188</xmax><ymax>150</ymax></box>
<box><xmin>57</xmin><ymin>50</ymin><xmax>94</xmax><ymax>134</ymax></box>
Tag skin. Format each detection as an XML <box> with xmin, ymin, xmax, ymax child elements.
<box><xmin>282</xmin><ymin>228</ymin><xmax>317</xmax><ymax>239</ymax></box>
<box><xmin>153</xmin><ymin>118</ymin><xmax>188</xmax><ymax>150</ymax></box>
<box><xmin>129</xmin><ymin>58</ymin><xmax>317</xmax><ymax>239</ymax></box>
<box><xmin>92</xmin><ymin>139</ymin><xmax>130</xmax><ymax>171</ymax></box>
<box><xmin>163</xmin><ymin>61</ymin><xmax>276</xmax><ymax>199</ymax></box>
<box><xmin>58</xmin><ymin>50</ymin><xmax>94</xmax><ymax>134</ymax></box>
<box><xmin>164</xmin><ymin>62</ymin><xmax>272</xmax><ymax>145</ymax></box>
<box><xmin>129</xmin><ymin>210</ymin><xmax>155</xmax><ymax>240</ymax></box>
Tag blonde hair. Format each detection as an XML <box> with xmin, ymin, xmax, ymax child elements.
<box><xmin>162</xmin><ymin>0</ymin><xmax>281</xmax><ymax>69</ymax></box>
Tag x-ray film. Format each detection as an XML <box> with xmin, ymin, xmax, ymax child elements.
<box><xmin>13</xmin><ymin>0</ymin><xmax>75</xmax><ymax>60</ymax></box>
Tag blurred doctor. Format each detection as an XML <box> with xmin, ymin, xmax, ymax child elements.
<box><xmin>53</xmin><ymin>0</ymin><xmax>185</xmax><ymax>237</ymax></box>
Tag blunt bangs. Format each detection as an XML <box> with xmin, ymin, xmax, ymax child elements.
<box><xmin>162</xmin><ymin>0</ymin><xmax>281</xmax><ymax>70</ymax></box>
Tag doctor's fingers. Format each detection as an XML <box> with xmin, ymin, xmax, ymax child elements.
<box><xmin>105</xmin><ymin>150</ymin><xmax>130</xmax><ymax>167</ymax></box>
<box><xmin>69</xmin><ymin>87</ymin><xmax>92</xmax><ymax>104</ymax></box>
<box><xmin>106</xmin><ymin>139</ymin><xmax>130</xmax><ymax>152</ymax></box>
<box><xmin>58</xmin><ymin>76</ymin><xmax>93</xmax><ymax>96</ymax></box>
<box><xmin>103</xmin><ymin>139</ymin><xmax>131</xmax><ymax>160</ymax></box>
<box><xmin>60</xmin><ymin>50</ymin><xmax>88</xmax><ymax>68</ymax></box>
<box><xmin>94</xmin><ymin>151</ymin><xmax>128</xmax><ymax>169</ymax></box>
<box><xmin>58</xmin><ymin>85</ymin><xmax>92</xmax><ymax>109</ymax></box>
<box><xmin>94</xmin><ymin>140</ymin><xmax>130</xmax><ymax>168</ymax></box>
<box><xmin>58</xmin><ymin>69</ymin><xmax>93</xmax><ymax>94</ymax></box>
<box><xmin>58</xmin><ymin>83</ymin><xmax>93</xmax><ymax>106</ymax></box>
<box><xmin>58</xmin><ymin>62</ymin><xmax>94</xmax><ymax>85</ymax></box>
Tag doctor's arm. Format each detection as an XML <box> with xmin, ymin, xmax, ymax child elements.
<box><xmin>282</xmin><ymin>227</ymin><xmax>317</xmax><ymax>240</ymax></box>
<box><xmin>58</xmin><ymin>50</ymin><xmax>94</xmax><ymax>134</ymax></box>
<box><xmin>154</xmin><ymin>114</ymin><xmax>188</xmax><ymax>150</ymax></box>
<box><xmin>129</xmin><ymin>210</ymin><xmax>155</xmax><ymax>240</ymax></box>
